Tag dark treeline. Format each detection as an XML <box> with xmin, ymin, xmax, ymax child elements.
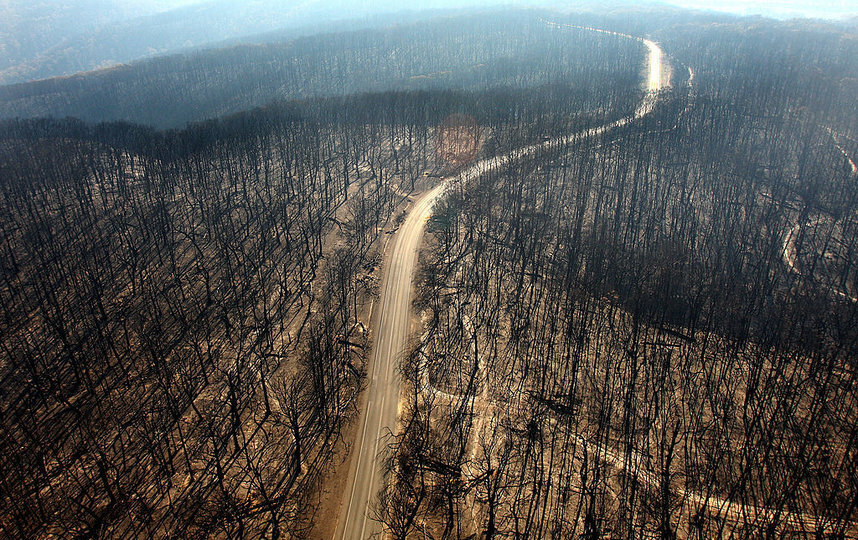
<box><xmin>0</xmin><ymin>10</ymin><xmax>642</xmax><ymax>129</ymax></box>
<box><xmin>0</xmin><ymin>0</ymin><xmax>446</xmax><ymax>85</ymax></box>
<box><xmin>381</xmin><ymin>14</ymin><xmax>858</xmax><ymax>540</ymax></box>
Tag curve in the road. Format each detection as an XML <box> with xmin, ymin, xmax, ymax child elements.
<box><xmin>781</xmin><ymin>128</ymin><xmax>858</xmax><ymax>303</ymax></box>
<box><xmin>334</xmin><ymin>22</ymin><xmax>668</xmax><ymax>540</ymax></box>
<box><xmin>410</xmin><ymin>61</ymin><xmax>856</xmax><ymax>536</ymax></box>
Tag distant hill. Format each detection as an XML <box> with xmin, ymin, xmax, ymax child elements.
<box><xmin>0</xmin><ymin>0</ymin><xmax>676</xmax><ymax>85</ymax></box>
<box><xmin>0</xmin><ymin>0</ymin><xmax>199</xmax><ymax>83</ymax></box>
<box><xmin>0</xmin><ymin>0</ymin><xmax>526</xmax><ymax>84</ymax></box>
<box><xmin>0</xmin><ymin>11</ymin><xmax>646</xmax><ymax>128</ymax></box>
<box><xmin>664</xmin><ymin>0</ymin><xmax>858</xmax><ymax>20</ymax></box>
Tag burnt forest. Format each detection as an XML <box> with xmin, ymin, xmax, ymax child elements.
<box><xmin>0</xmin><ymin>3</ymin><xmax>856</xmax><ymax>539</ymax></box>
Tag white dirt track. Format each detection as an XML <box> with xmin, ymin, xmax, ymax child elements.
<box><xmin>335</xmin><ymin>20</ymin><xmax>669</xmax><ymax>539</ymax></box>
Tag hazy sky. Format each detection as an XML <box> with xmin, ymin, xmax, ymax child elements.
<box><xmin>663</xmin><ymin>0</ymin><xmax>858</xmax><ymax>19</ymax></box>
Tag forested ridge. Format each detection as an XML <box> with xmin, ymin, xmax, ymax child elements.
<box><xmin>0</xmin><ymin>11</ymin><xmax>642</xmax><ymax>129</ymax></box>
<box><xmin>0</xmin><ymin>6</ymin><xmax>856</xmax><ymax>539</ymax></box>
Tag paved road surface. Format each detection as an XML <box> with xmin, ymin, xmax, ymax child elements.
<box><xmin>334</xmin><ymin>24</ymin><xmax>667</xmax><ymax>540</ymax></box>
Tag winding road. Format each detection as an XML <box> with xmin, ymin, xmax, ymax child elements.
<box><xmin>781</xmin><ymin>128</ymin><xmax>858</xmax><ymax>303</ymax></box>
<box><xmin>334</xmin><ymin>23</ymin><xmax>668</xmax><ymax>540</ymax></box>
